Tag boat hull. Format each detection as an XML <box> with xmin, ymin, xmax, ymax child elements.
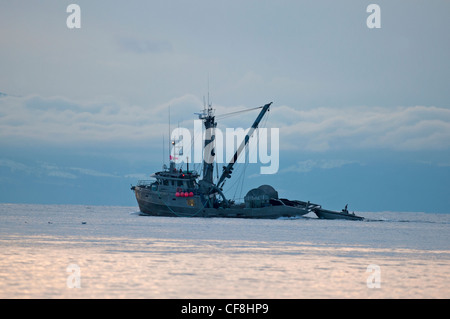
<box><xmin>134</xmin><ymin>186</ymin><xmax>310</xmax><ymax>219</ymax></box>
<box><xmin>313</xmin><ymin>208</ymin><xmax>364</xmax><ymax>221</ymax></box>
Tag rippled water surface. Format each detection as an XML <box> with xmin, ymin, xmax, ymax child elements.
<box><xmin>0</xmin><ymin>204</ymin><xmax>449</xmax><ymax>298</ymax></box>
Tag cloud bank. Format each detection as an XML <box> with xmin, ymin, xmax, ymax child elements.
<box><xmin>0</xmin><ymin>93</ymin><xmax>201</xmax><ymax>146</ymax></box>
<box><xmin>280</xmin><ymin>159</ymin><xmax>358</xmax><ymax>173</ymax></box>
<box><xmin>1</xmin><ymin>93</ymin><xmax>450</xmax><ymax>153</ymax></box>
<box><xmin>271</xmin><ymin>105</ymin><xmax>450</xmax><ymax>152</ymax></box>
<box><xmin>0</xmin><ymin>158</ymin><xmax>120</xmax><ymax>180</ymax></box>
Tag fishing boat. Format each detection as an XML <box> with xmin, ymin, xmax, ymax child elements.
<box><xmin>131</xmin><ymin>99</ymin><xmax>363</xmax><ymax>220</ymax></box>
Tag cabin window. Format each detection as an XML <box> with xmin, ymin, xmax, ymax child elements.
<box><xmin>163</xmin><ymin>179</ymin><xmax>168</xmax><ymax>186</ymax></box>
<box><xmin>177</xmin><ymin>180</ymin><xmax>183</xmax><ymax>187</ymax></box>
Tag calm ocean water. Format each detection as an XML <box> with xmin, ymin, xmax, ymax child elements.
<box><xmin>0</xmin><ymin>203</ymin><xmax>449</xmax><ymax>299</ymax></box>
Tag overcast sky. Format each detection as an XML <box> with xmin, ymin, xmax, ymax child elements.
<box><xmin>1</xmin><ymin>1</ymin><xmax>449</xmax><ymax>213</ymax></box>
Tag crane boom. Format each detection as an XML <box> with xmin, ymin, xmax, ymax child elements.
<box><xmin>216</xmin><ymin>102</ymin><xmax>272</xmax><ymax>189</ymax></box>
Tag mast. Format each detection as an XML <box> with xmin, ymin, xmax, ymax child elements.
<box><xmin>168</xmin><ymin>105</ymin><xmax>171</xmax><ymax>165</ymax></box>
<box><xmin>216</xmin><ymin>102</ymin><xmax>272</xmax><ymax>190</ymax></box>
<box><xmin>198</xmin><ymin>97</ymin><xmax>216</xmax><ymax>190</ymax></box>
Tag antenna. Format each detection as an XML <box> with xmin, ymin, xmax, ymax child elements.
<box><xmin>207</xmin><ymin>74</ymin><xmax>210</xmax><ymax>108</ymax></box>
<box><xmin>168</xmin><ymin>105</ymin><xmax>171</xmax><ymax>163</ymax></box>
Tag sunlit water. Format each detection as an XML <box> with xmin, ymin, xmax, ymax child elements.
<box><xmin>0</xmin><ymin>203</ymin><xmax>449</xmax><ymax>298</ymax></box>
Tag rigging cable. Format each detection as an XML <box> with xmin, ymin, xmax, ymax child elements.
<box><xmin>215</xmin><ymin>106</ymin><xmax>263</xmax><ymax>120</ymax></box>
